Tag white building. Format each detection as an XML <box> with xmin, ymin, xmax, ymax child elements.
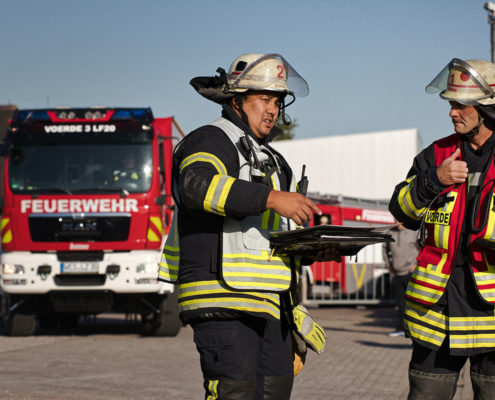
<box><xmin>272</xmin><ymin>128</ymin><xmax>423</xmax><ymax>201</ymax></box>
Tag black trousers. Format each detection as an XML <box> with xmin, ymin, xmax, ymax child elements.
<box><xmin>392</xmin><ymin>273</ymin><xmax>411</xmax><ymax>330</ymax></box>
<box><xmin>191</xmin><ymin>315</ymin><xmax>293</xmax><ymax>400</ymax></box>
<box><xmin>408</xmin><ymin>341</ymin><xmax>495</xmax><ymax>400</ymax></box>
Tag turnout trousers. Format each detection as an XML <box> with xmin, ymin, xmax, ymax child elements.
<box><xmin>191</xmin><ymin>315</ymin><xmax>293</xmax><ymax>400</ymax></box>
<box><xmin>408</xmin><ymin>341</ymin><xmax>495</xmax><ymax>400</ymax></box>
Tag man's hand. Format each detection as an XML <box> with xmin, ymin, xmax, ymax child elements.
<box><xmin>436</xmin><ymin>148</ymin><xmax>468</xmax><ymax>186</ymax></box>
<box><xmin>266</xmin><ymin>190</ymin><xmax>321</xmax><ymax>225</ymax></box>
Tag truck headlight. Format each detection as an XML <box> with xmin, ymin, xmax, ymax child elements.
<box><xmin>2</xmin><ymin>264</ymin><xmax>25</xmax><ymax>275</ymax></box>
<box><xmin>136</xmin><ymin>263</ymin><xmax>159</xmax><ymax>274</ymax></box>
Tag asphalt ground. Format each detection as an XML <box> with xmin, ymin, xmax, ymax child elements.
<box><xmin>0</xmin><ymin>306</ymin><xmax>474</xmax><ymax>399</ymax></box>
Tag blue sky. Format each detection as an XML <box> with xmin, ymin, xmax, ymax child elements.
<box><xmin>0</xmin><ymin>0</ymin><xmax>492</xmax><ymax>147</ymax></box>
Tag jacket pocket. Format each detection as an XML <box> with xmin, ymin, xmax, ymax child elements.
<box><xmin>241</xmin><ymin>215</ymin><xmax>270</xmax><ymax>250</ymax></box>
<box><xmin>416</xmin><ymin>245</ymin><xmax>444</xmax><ymax>269</ymax></box>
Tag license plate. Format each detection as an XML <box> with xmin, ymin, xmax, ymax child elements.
<box><xmin>60</xmin><ymin>262</ymin><xmax>99</xmax><ymax>274</ymax></box>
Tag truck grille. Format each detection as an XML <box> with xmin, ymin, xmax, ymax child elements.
<box><xmin>29</xmin><ymin>214</ymin><xmax>130</xmax><ymax>242</ymax></box>
<box><xmin>57</xmin><ymin>251</ymin><xmax>104</xmax><ymax>262</ymax></box>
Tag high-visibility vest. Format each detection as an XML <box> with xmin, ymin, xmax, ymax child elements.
<box><xmin>406</xmin><ymin>134</ymin><xmax>495</xmax><ymax>306</ymax></box>
<box><xmin>210</xmin><ymin>118</ymin><xmax>298</xmax><ymax>293</ymax></box>
<box><xmin>158</xmin><ymin>117</ymin><xmax>299</xmax><ymax>320</ymax></box>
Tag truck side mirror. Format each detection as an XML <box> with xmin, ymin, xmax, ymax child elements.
<box><xmin>154</xmin><ymin>195</ymin><xmax>167</xmax><ymax>205</ymax></box>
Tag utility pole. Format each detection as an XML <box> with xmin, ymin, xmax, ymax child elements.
<box><xmin>485</xmin><ymin>2</ymin><xmax>495</xmax><ymax>62</ymax></box>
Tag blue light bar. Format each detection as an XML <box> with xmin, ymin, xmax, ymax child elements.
<box><xmin>17</xmin><ymin>110</ymin><xmax>50</xmax><ymax>122</ymax></box>
<box><xmin>111</xmin><ymin>108</ymin><xmax>152</xmax><ymax>121</ymax></box>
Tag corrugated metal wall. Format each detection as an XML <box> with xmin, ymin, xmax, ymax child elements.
<box><xmin>272</xmin><ymin>128</ymin><xmax>422</xmax><ymax>200</ymax></box>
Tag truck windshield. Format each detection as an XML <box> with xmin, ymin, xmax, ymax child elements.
<box><xmin>8</xmin><ymin>143</ymin><xmax>153</xmax><ymax>194</ymax></box>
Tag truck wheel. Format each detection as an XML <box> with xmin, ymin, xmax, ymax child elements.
<box><xmin>142</xmin><ymin>291</ymin><xmax>181</xmax><ymax>337</ymax></box>
<box><xmin>4</xmin><ymin>313</ymin><xmax>36</xmax><ymax>336</ymax></box>
<box><xmin>1</xmin><ymin>294</ymin><xmax>36</xmax><ymax>336</ymax></box>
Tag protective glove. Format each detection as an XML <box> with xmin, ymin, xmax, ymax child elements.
<box><xmin>291</xmin><ymin>304</ymin><xmax>326</xmax><ymax>354</ymax></box>
<box><xmin>292</xmin><ymin>331</ymin><xmax>307</xmax><ymax>376</ymax></box>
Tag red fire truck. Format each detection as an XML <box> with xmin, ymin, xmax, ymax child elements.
<box><xmin>0</xmin><ymin>107</ymin><xmax>181</xmax><ymax>336</ymax></box>
<box><xmin>303</xmin><ymin>193</ymin><xmax>396</xmax><ymax>305</ymax></box>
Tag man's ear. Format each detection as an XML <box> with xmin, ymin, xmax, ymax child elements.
<box><xmin>231</xmin><ymin>97</ymin><xmax>240</xmax><ymax>110</ymax></box>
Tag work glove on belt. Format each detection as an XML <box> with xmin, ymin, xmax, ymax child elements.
<box><xmin>291</xmin><ymin>304</ymin><xmax>326</xmax><ymax>354</ymax></box>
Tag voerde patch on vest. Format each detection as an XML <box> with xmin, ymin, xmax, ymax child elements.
<box><xmin>425</xmin><ymin>210</ymin><xmax>451</xmax><ymax>226</ymax></box>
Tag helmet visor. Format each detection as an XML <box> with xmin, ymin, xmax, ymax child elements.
<box><xmin>425</xmin><ymin>58</ymin><xmax>494</xmax><ymax>105</ymax></box>
<box><xmin>229</xmin><ymin>53</ymin><xmax>309</xmax><ymax>98</ymax></box>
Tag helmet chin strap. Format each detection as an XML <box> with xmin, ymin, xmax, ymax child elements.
<box><xmin>280</xmin><ymin>94</ymin><xmax>294</xmax><ymax>126</ymax></box>
<box><xmin>233</xmin><ymin>94</ymin><xmax>250</xmax><ymax>126</ymax></box>
<box><xmin>466</xmin><ymin>113</ymin><xmax>484</xmax><ymax>138</ymax></box>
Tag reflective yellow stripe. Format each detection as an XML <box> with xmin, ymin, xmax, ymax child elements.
<box><xmin>223</xmin><ymin>262</ymin><xmax>290</xmax><ymax>271</ymax></box>
<box><xmin>224</xmin><ymin>250</ymin><xmax>287</xmax><ymax>263</ymax></box>
<box><xmin>270</xmin><ymin>176</ymin><xmax>280</xmax><ymax>231</ymax></box>
<box><xmin>413</xmin><ymin>266</ymin><xmax>450</xmax><ymax>283</ymax></box>
<box><xmin>178</xmin><ymin>281</ymin><xmax>279</xmax><ymax>301</ymax></box>
<box><xmin>147</xmin><ymin>229</ymin><xmax>160</xmax><ymax>242</ymax></box>
<box><xmin>162</xmin><ymin>247</ymin><xmax>179</xmax><ymax>257</ymax></box>
<box><xmin>158</xmin><ymin>213</ymin><xmax>180</xmax><ymax>283</ymax></box>
<box><xmin>203</xmin><ymin>174</ymin><xmax>235</xmax><ymax>215</ymax></box>
<box><xmin>158</xmin><ymin>270</ymin><xmax>178</xmax><ymax>280</ymax></box>
<box><xmin>273</xmin><ymin>212</ymin><xmax>280</xmax><ymax>231</ymax></box>
<box><xmin>204</xmin><ymin>174</ymin><xmax>221</xmax><ymax>213</ymax></box>
<box><xmin>178</xmin><ymin>280</ymin><xmax>281</xmax><ymax>317</ymax></box>
<box><xmin>450</xmin><ymin>334</ymin><xmax>495</xmax><ymax>348</ymax></box>
<box><xmin>406</xmin><ymin>301</ymin><xmax>447</xmax><ymax>329</ymax></box>
<box><xmin>2</xmin><ymin>230</ymin><xmax>12</xmax><ymax>244</ymax></box>
<box><xmin>476</xmin><ymin>277</ymin><xmax>495</xmax><ymax>285</ymax></box>
<box><xmin>179</xmin><ymin>297</ymin><xmax>280</xmax><ymax>319</ymax></box>
<box><xmin>484</xmin><ymin>196</ymin><xmax>495</xmax><ymax>242</ymax></box>
<box><xmin>207</xmin><ymin>380</ymin><xmax>219</xmax><ymax>400</ymax></box>
<box><xmin>223</xmin><ymin>281</ymin><xmax>289</xmax><ymax>290</ymax></box>
<box><xmin>408</xmin><ymin>281</ymin><xmax>444</xmax><ymax>296</ymax></box>
<box><xmin>406</xmin><ymin>289</ymin><xmax>441</xmax><ymax>304</ymax></box>
<box><xmin>429</xmin><ymin>191</ymin><xmax>457</xmax><ymax>250</ymax></box>
<box><xmin>398</xmin><ymin>177</ymin><xmax>426</xmax><ymax>220</ymax></box>
<box><xmin>261</xmin><ymin>209</ymin><xmax>270</xmax><ymax>230</ymax></box>
<box><xmin>449</xmin><ymin>321</ymin><xmax>495</xmax><ymax>331</ymax></box>
<box><xmin>180</xmin><ymin>152</ymin><xmax>227</xmax><ymax>175</ymax></box>
<box><xmin>1</xmin><ymin>218</ymin><xmax>9</xmax><ymax>229</ymax></box>
<box><xmin>406</xmin><ymin>320</ymin><xmax>445</xmax><ymax>346</ymax></box>
<box><xmin>217</xmin><ymin>177</ymin><xmax>235</xmax><ymax>214</ymax></box>
<box><xmin>150</xmin><ymin>216</ymin><xmax>163</xmax><ymax>235</ymax></box>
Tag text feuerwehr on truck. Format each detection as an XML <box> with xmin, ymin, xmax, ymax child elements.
<box><xmin>0</xmin><ymin>107</ymin><xmax>181</xmax><ymax>336</ymax></box>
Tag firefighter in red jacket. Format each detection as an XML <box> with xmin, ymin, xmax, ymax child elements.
<box><xmin>389</xmin><ymin>59</ymin><xmax>495</xmax><ymax>399</ymax></box>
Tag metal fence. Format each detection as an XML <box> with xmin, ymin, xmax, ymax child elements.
<box><xmin>301</xmin><ymin>243</ymin><xmax>395</xmax><ymax>306</ymax></box>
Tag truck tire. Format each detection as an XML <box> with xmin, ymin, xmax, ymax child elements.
<box><xmin>142</xmin><ymin>291</ymin><xmax>181</xmax><ymax>337</ymax></box>
<box><xmin>4</xmin><ymin>313</ymin><xmax>36</xmax><ymax>336</ymax></box>
<box><xmin>1</xmin><ymin>294</ymin><xmax>36</xmax><ymax>336</ymax></box>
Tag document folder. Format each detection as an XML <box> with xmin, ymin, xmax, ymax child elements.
<box><xmin>270</xmin><ymin>224</ymin><xmax>395</xmax><ymax>257</ymax></box>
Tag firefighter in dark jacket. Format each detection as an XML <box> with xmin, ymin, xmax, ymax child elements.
<box><xmin>158</xmin><ymin>54</ymin><xmax>335</xmax><ymax>400</ymax></box>
<box><xmin>389</xmin><ymin>58</ymin><xmax>495</xmax><ymax>399</ymax></box>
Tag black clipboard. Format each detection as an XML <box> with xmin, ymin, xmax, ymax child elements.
<box><xmin>270</xmin><ymin>224</ymin><xmax>395</xmax><ymax>257</ymax></box>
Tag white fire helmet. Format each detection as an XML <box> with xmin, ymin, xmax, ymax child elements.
<box><xmin>426</xmin><ymin>58</ymin><xmax>495</xmax><ymax>105</ymax></box>
<box><xmin>226</xmin><ymin>53</ymin><xmax>309</xmax><ymax>98</ymax></box>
